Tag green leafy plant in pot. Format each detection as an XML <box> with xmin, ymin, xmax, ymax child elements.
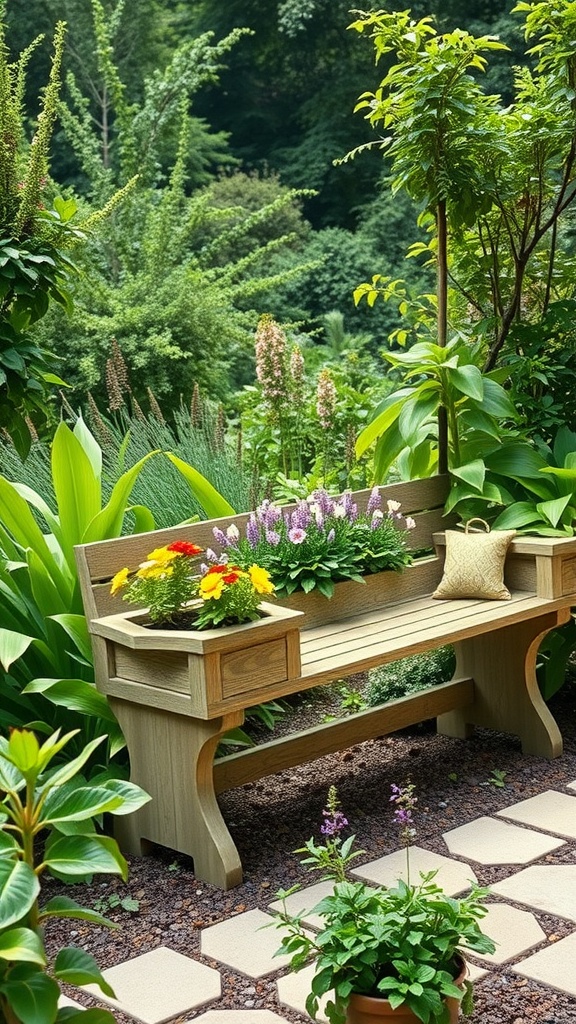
<box><xmin>273</xmin><ymin>785</ymin><xmax>495</xmax><ymax>1024</ymax></box>
<box><xmin>0</xmin><ymin>726</ymin><xmax>150</xmax><ymax>1024</ymax></box>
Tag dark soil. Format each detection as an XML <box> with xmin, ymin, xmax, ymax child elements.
<box><xmin>46</xmin><ymin>679</ymin><xmax>576</xmax><ymax>1024</ymax></box>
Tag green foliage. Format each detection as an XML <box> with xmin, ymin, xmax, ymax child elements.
<box><xmin>487</xmin><ymin>769</ymin><xmax>508</xmax><ymax>788</ymax></box>
<box><xmin>447</xmin><ymin>426</ymin><xmax>576</xmax><ymax>535</ymax></box>
<box><xmin>273</xmin><ymin>786</ymin><xmax>495</xmax><ymax>1024</ymax></box>
<box><xmin>536</xmin><ymin>613</ymin><xmax>576</xmax><ymax>701</ymax></box>
<box><xmin>367</xmin><ymin>647</ymin><xmax>456</xmax><ymax>706</ymax></box>
<box><xmin>0</xmin><ymin>418</ymin><xmax>158</xmax><ymax>763</ymax></box>
<box><xmin>355</xmin><ymin>338</ymin><xmax>518</xmax><ymax>483</ymax></box>
<box><xmin>0</xmin><ymin>726</ymin><xmax>149</xmax><ymax>1024</ymax></box>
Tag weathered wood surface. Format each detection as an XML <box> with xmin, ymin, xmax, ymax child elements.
<box><xmin>76</xmin><ymin>476</ymin><xmax>576</xmax><ymax>890</ymax></box>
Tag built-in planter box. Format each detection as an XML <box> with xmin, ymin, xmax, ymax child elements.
<box><xmin>89</xmin><ymin>601</ymin><xmax>304</xmax><ymax>719</ymax></box>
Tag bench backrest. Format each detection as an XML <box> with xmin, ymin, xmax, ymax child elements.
<box><xmin>75</xmin><ymin>475</ymin><xmax>451</xmax><ymax>622</ymax></box>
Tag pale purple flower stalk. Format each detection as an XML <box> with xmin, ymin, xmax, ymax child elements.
<box><xmin>316</xmin><ymin>368</ymin><xmax>337</xmax><ymax>430</ymax></box>
<box><xmin>266</xmin><ymin>529</ymin><xmax>281</xmax><ymax>546</ymax></box>
<box><xmin>366</xmin><ymin>486</ymin><xmax>381</xmax><ymax>515</ymax></box>
<box><xmin>321</xmin><ymin>809</ymin><xmax>348</xmax><ymax>837</ymax></box>
<box><xmin>390</xmin><ymin>782</ymin><xmax>417</xmax><ymax>885</ymax></box>
<box><xmin>212</xmin><ymin>526</ymin><xmax>229</xmax><ymax>547</ymax></box>
<box><xmin>291</xmin><ymin>501</ymin><xmax>311</xmax><ymax>530</ymax></box>
<box><xmin>205</xmin><ymin>548</ymin><xmax>219</xmax><ymax>563</ymax></box>
<box><xmin>255</xmin><ymin>315</ymin><xmax>289</xmax><ymax>405</ymax></box>
<box><xmin>246</xmin><ymin>515</ymin><xmax>260</xmax><ymax>548</ymax></box>
<box><xmin>311</xmin><ymin>489</ymin><xmax>335</xmax><ymax>516</ymax></box>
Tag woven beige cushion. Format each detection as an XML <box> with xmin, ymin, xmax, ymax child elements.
<box><xmin>433</xmin><ymin>527</ymin><xmax>516</xmax><ymax>601</ymax></box>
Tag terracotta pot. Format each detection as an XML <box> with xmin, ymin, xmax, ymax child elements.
<box><xmin>345</xmin><ymin>960</ymin><xmax>467</xmax><ymax>1024</ymax></box>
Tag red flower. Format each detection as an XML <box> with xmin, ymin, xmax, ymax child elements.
<box><xmin>206</xmin><ymin>564</ymin><xmax>229</xmax><ymax>574</ymax></box>
<box><xmin>167</xmin><ymin>541</ymin><xmax>203</xmax><ymax>557</ymax></box>
<box><xmin>222</xmin><ymin>572</ymin><xmax>240</xmax><ymax>584</ymax></box>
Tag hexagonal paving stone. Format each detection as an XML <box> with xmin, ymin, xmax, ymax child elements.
<box><xmin>59</xmin><ymin>996</ymin><xmax>84</xmax><ymax>1009</ymax></box>
<box><xmin>351</xmin><ymin>846</ymin><xmax>477</xmax><ymax>895</ymax></box>
<box><xmin>269</xmin><ymin>879</ymin><xmax>336</xmax><ymax>930</ymax></box>
<box><xmin>442</xmin><ymin>815</ymin><xmax>565</xmax><ymax>865</ymax></box>
<box><xmin>497</xmin><ymin>790</ymin><xmax>576</xmax><ymax>839</ymax></box>
<box><xmin>468</xmin><ymin>902</ymin><xmax>546</xmax><ymax>964</ymax></box>
<box><xmin>567</xmin><ymin>781</ymin><xmax>576</xmax><ymax>792</ymax></box>
<box><xmin>201</xmin><ymin>908</ymin><xmax>303</xmax><ymax>978</ymax></box>
<box><xmin>491</xmin><ymin>865</ymin><xmax>576</xmax><ymax>922</ymax></box>
<box><xmin>276</xmin><ymin>962</ymin><xmax>329</xmax><ymax>1022</ymax></box>
<box><xmin>513</xmin><ymin>931</ymin><xmax>576</xmax><ymax>997</ymax></box>
<box><xmin>80</xmin><ymin>946</ymin><xmax>221</xmax><ymax>1024</ymax></box>
<box><xmin>194</xmin><ymin>1014</ymin><xmax>289</xmax><ymax>1023</ymax></box>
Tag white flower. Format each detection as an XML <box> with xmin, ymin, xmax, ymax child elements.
<box><xmin>405</xmin><ymin>516</ymin><xmax>416</xmax><ymax>530</ymax></box>
<box><xmin>387</xmin><ymin>499</ymin><xmax>402</xmax><ymax>513</ymax></box>
<box><xmin>308</xmin><ymin>503</ymin><xmax>320</xmax><ymax>516</ymax></box>
<box><xmin>371</xmin><ymin>509</ymin><xmax>384</xmax><ymax>521</ymax></box>
<box><xmin>333</xmin><ymin>503</ymin><xmax>346</xmax><ymax>519</ymax></box>
<box><xmin>226</xmin><ymin>524</ymin><xmax>240</xmax><ymax>542</ymax></box>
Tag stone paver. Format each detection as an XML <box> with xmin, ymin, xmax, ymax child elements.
<box><xmin>59</xmin><ymin>996</ymin><xmax>84</xmax><ymax>1009</ymax></box>
<box><xmin>194</xmin><ymin>1013</ymin><xmax>289</xmax><ymax>1023</ymax></box>
<box><xmin>269</xmin><ymin>879</ymin><xmax>336</xmax><ymax>930</ymax></box>
<box><xmin>497</xmin><ymin>790</ymin><xmax>576</xmax><ymax>839</ymax></box>
<box><xmin>469</xmin><ymin>902</ymin><xmax>546</xmax><ymax>964</ymax></box>
<box><xmin>202</xmin><ymin>908</ymin><xmax>303</xmax><ymax>978</ymax></box>
<box><xmin>567</xmin><ymin>780</ymin><xmax>576</xmax><ymax>792</ymax></box>
<box><xmin>276</xmin><ymin>962</ymin><xmax>329</xmax><ymax>1022</ymax></box>
<box><xmin>466</xmin><ymin>961</ymin><xmax>489</xmax><ymax>983</ymax></box>
<box><xmin>491</xmin><ymin>865</ymin><xmax>576</xmax><ymax>922</ymax></box>
<box><xmin>513</xmin><ymin>931</ymin><xmax>576</xmax><ymax>997</ymax></box>
<box><xmin>80</xmin><ymin>946</ymin><xmax>221</xmax><ymax>1024</ymax></box>
<box><xmin>351</xmin><ymin>845</ymin><xmax>477</xmax><ymax>894</ymax></box>
<box><xmin>442</xmin><ymin>815</ymin><xmax>565</xmax><ymax>864</ymax></box>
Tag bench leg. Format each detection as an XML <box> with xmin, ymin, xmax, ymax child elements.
<box><xmin>437</xmin><ymin>610</ymin><xmax>568</xmax><ymax>758</ymax></box>
<box><xmin>108</xmin><ymin>696</ymin><xmax>245</xmax><ymax>889</ymax></box>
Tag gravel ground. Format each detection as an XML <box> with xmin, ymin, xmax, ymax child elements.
<box><xmin>46</xmin><ymin>678</ymin><xmax>576</xmax><ymax>1024</ymax></box>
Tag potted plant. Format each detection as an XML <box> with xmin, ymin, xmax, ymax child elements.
<box><xmin>273</xmin><ymin>785</ymin><xmax>495</xmax><ymax>1024</ymax></box>
<box><xmin>0</xmin><ymin>726</ymin><xmax>150</xmax><ymax>1024</ymax></box>
<box><xmin>89</xmin><ymin>539</ymin><xmax>304</xmax><ymax>715</ymax></box>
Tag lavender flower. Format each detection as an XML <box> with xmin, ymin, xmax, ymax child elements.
<box><xmin>266</xmin><ymin>529</ymin><xmax>281</xmax><ymax>546</ymax></box>
<box><xmin>212</xmin><ymin>526</ymin><xmax>229</xmax><ymax>548</ymax></box>
<box><xmin>226</xmin><ymin>523</ymin><xmax>240</xmax><ymax>542</ymax></box>
<box><xmin>310</xmin><ymin>489</ymin><xmax>335</xmax><ymax>517</ymax></box>
<box><xmin>390</xmin><ymin>782</ymin><xmax>417</xmax><ymax>848</ymax></box>
<box><xmin>291</xmin><ymin>501</ymin><xmax>311</xmax><ymax>530</ymax></box>
<box><xmin>321</xmin><ymin>809</ymin><xmax>349</xmax><ymax>836</ymax></box>
<box><xmin>246</xmin><ymin>515</ymin><xmax>261</xmax><ymax>548</ymax></box>
<box><xmin>205</xmin><ymin>548</ymin><xmax>219</xmax><ymax>563</ymax></box>
<box><xmin>366</xmin><ymin>486</ymin><xmax>381</xmax><ymax>515</ymax></box>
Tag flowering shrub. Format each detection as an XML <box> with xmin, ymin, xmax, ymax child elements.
<box><xmin>273</xmin><ymin>785</ymin><xmax>495</xmax><ymax>1024</ymax></box>
<box><xmin>211</xmin><ymin>487</ymin><xmax>415</xmax><ymax>598</ymax></box>
<box><xmin>110</xmin><ymin>541</ymin><xmax>274</xmax><ymax>629</ymax></box>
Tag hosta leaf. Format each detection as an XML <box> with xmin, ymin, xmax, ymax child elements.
<box><xmin>41</xmin><ymin>783</ymin><xmax>124</xmax><ymax>824</ymax></box>
<box><xmin>0</xmin><ymin>860</ymin><xmax>39</xmax><ymax>928</ymax></box>
<box><xmin>44</xmin><ymin>833</ymin><xmax>128</xmax><ymax>881</ymax></box>
<box><xmin>24</xmin><ymin>678</ymin><xmax>116</xmax><ymax>722</ymax></box>
<box><xmin>0</xmin><ymin>964</ymin><xmax>58</xmax><ymax>1024</ymax></box>
<box><xmin>39</xmin><ymin>895</ymin><xmax>115</xmax><ymax>928</ymax></box>
<box><xmin>0</xmin><ymin>927</ymin><xmax>45</xmax><ymax>963</ymax></box>
<box><xmin>0</xmin><ymin>629</ymin><xmax>36</xmax><ymax>672</ymax></box>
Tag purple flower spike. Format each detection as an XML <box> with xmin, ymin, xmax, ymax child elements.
<box><xmin>266</xmin><ymin>529</ymin><xmax>281</xmax><ymax>546</ymax></box>
<box><xmin>321</xmin><ymin>809</ymin><xmax>349</xmax><ymax>836</ymax></box>
<box><xmin>366</xmin><ymin>486</ymin><xmax>381</xmax><ymax>515</ymax></box>
<box><xmin>213</xmin><ymin>526</ymin><xmax>229</xmax><ymax>547</ymax></box>
<box><xmin>291</xmin><ymin>501</ymin><xmax>311</xmax><ymax>530</ymax></box>
<box><xmin>246</xmin><ymin>514</ymin><xmax>260</xmax><ymax>548</ymax></box>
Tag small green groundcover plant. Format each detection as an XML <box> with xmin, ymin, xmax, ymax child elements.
<box><xmin>273</xmin><ymin>785</ymin><xmax>495</xmax><ymax>1024</ymax></box>
<box><xmin>210</xmin><ymin>487</ymin><xmax>415</xmax><ymax>599</ymax></box>
<box><xmin>0</xmin><ymin>727</ymin><xmax>150</xmax><ymax>1024</ymax></box>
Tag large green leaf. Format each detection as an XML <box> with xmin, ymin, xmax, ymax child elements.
<box><xmin>0</xmin><ymin>928</ymin><xmax>45</xmax><ymax>964</ymax></box>
<box><xmin>451</xmin><ymin>460</ymin><xmax>486</xmax><ymax>493</ymax></box>
<box><xmin>57</xmin><ymin>1008</ymin><xmax>118</xmax><ymax>1023</ymax></box>
<box><xmin>98</xmin><ymin>778</ymin><xmax>151</xmax><ymax>815</ymax></box>
<box><xmin>27</xmin><ymin>549</ymin><xmax>69</xmax><ymax>619</ymax></box>
<box><xmin>166</xmin><ymin>453</ymin><xmax>236</xmax><ymax>517</ymax></box>
<box><xmin>537</xmin><ymin>494</ymin><xmax>573</xmax><ymax>528</ymax></box>
<box><xmin>0</xmin><ymin>477</ymin><xmax>71</xmax><ymax>602</ymax></box>
<box><xmin>41</xmin><ymin>734</ymin><xmax>106</xmax><ymax>789</ymax></box>
<box><xmin>356</xmin><ymin>388</ymin><xmax>416</xmax><ymax>459</ymax></box>
<box><xmin>54</xmin><ymin>946</ymin><xmax>115</xmax><ymax>996</ymax></box>
<box><xmin>485</xmin><ymin>443</ymin><xmax>551</xmax><ymax>480</ymax></box>
<box><xmin>479</xmin><ymin>379</ymin><xmax>517</xmax><ymax>419</ymax></box>
<box><xmin>0</xmin><ymin>628</ymin><xmax>36</xmax><ymax>672</ymax></box>
<box><xmin>0</xmin><ymin>861</ymin><xmax>40</xmax><ymax>929</ymax></box>
<box><xmin>449</xmin><ymin>364</ymin><xmax>484</xmax><ymax>401</ymax></box>
<box><xmin>0</xmin><ymin>964</ymin><xmax>58</xmax><ymax>1024</ymax></box>
<box><xmin>398</xmin><ymin>389</ymin><xmax>439</xmax><ymax>442</ymax></box>
<box><xmin>491</xmin><ymin>502</ymin><xmax>549</xmax><ymax>530</ymax></box>
<box><xmin>44</xmin><ymin>833</ymin><xmax>128</xmax><ymax>881</ymax></box>
<box><xmin>39</xmin><ymin>895</ymin><xmax>115</xmax><ymax>929</ymax></box>
<box><xmin>41</xmin><ymin>784</ymin><xmax>124</xmax><ymax>825</ymax></box>
<box><xmin>51</xmin><ymin>423</ymin><xmax>101</xmax><ymax>568</ymax></box>
<box><xmin>73</xmin><ymin>415</ymin><xmax>102</xmax><ymax>481</ymax></box>
<box><xmin>24</xmin><ymin>679</ymin><xmax>117</xmax><ymax>723</ymax></box>
<box><xmin>49</xmin><ymin>614</ymin><xmax>92</xmax><ymax>663</ymax></box>
<box><xmin>82</xmin><ymin>452</ymin><xmax>158</xmax><ymax>543</ymax></box>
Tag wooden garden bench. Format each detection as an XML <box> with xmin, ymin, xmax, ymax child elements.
<box><xmin>76</xmin><ymin>475</ymin><xmax>576</xmax><ymax>889</ymax></box>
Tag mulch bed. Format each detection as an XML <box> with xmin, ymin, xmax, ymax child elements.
<box><xmin>46</xmin><ymin>678</ymin><xmax>576</xmax><ymax>1023</ymax></box>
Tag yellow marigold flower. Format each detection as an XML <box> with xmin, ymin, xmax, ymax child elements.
<box><xmin>136</xmin><ymin>563</ymin><xmax>174</xmax><ymax>580</ymax></box>
<box><xmin>146</xmin><ymin>545</ymin><xmax>179</xmax><ymax>566</ymax></box>
<box><xmin>199</xmin><ymin>573</ymin><xmax>224</xmax><ymax>601</ymax></box>
<box><xmin>249</xmin><ymin>564</ymin><xmax>275</xmax><ymax>595</ymax></box>
<box><xmin>110</xmin><ymin>567</ymin><xmax>130</xmax><ymax>595</ymax></box>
